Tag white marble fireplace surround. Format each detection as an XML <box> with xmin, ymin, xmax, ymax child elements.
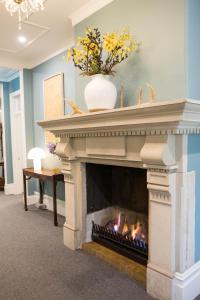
<box><xmin>39</xmin><ymin>99</ymin><xmax>200</xmax><ymax>300</ymax></box>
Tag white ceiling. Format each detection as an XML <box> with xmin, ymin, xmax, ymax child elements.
<box><xmin>0</xmin><ymin>0</ymin><xmax>95</xmax><ymax>69</ymax></box>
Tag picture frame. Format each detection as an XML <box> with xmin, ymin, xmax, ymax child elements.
<box><xmin>43</xmin><ymin>73</ymin><xmax>64</xmax><ymax>143</ymax></box>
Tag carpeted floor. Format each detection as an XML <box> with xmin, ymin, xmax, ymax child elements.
<box><xmin>0</xmin><ymin>192</ymin><xmax>154</xmax><ymax>300</ymax></box>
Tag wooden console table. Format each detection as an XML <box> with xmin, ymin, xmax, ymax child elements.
<box><xmin>23</xmin><ymin>168</ymin><xmax>64</xmax><ymax>226</ymax></box>
<box><xmin>0</xmin><ymin>160</ymin><xmax>4</xmax><ymax>190</ymax></box>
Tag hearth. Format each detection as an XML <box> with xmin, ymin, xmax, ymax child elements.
<box><xmin>86</xmin><ymin>163</ymin><xmax>148</xmax><ymax>265</ymax></box>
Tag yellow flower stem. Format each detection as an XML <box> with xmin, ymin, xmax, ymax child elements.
<box><xmin>106</xmin><ymin>46</ymin><xmax>119</xmax><ymax>73</ymax></box>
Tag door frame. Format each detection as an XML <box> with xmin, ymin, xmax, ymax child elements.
<box><xmin>9</xmin><ymin>89</ymin><xmax>26</xmax><ymax>194</ymax></box>
<box><xmin>0</xmin><ymin>83</ymin><xmax>8</xmax><ymax>187</ymax></box>
<box><xmin>1</xmin><ymin>71</ymin><xmax>27</xmax><ymax>195</ymax></box>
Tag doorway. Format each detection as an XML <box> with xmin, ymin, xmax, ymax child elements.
<box><xmin>0</xmin><ymin>85</ymin><xmax>5</xmax><ymax>190</ymax></box>
<box><xmin>10</xmin><ymin>90</ymin><xmax>25</xmax><ymax>194</ymax></box>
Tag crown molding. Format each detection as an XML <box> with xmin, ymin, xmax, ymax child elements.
<box><xmin>69</xmin><ymin>0</ymin><xmax>114</xmax><ymax>26</ymax></box>
<box><xmin>27</xmin><ymin>39</ymin><xmax>74</xmax><ymax>69</ymax></box>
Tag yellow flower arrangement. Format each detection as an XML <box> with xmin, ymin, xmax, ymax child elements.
<box><xmin>65</xmin><ymin>27</ymin><xmax>139</xmax><ymax>76</ymax></box>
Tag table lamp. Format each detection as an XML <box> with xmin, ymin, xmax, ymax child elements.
<box><xmin>28</xmin><ymin>147</ymin><xmax>46</xmax><ymax>171</ymax></box>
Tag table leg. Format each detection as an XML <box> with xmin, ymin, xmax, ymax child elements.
<box><xmin>53</xmin><ymin>178</ymin><xmax>58</xmax><ymax>226</ymax></box>
<box><xmin>23</xmin><ymin>173</ymin><xmax>28</xmax><ymax>211</ymax></box>
<box><xmin>39</xmin><ymin>180</ymin><xmax>44</xmax><ymax>204</ymax></box>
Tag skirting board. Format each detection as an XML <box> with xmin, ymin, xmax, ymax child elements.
<box><xmin>174</xmin><ymin>261</ymin><xmax>200</xmax><ymax>300</ymax></box>
<box><xmin>4</xmin><ymin>183</ymin><xmax>17</xmax><ymax>195</ymax></box>
<box><xmin>27</xmin><ymin>192</ymin><xmax>65</xmax><ymax>217</ymax></box>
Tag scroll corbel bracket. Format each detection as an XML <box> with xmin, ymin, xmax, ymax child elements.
<box><xmin>55</xmin><ymin>139</ymin><xmax>76</xmax><ymax>161</ymax></box>
<box><xmin>140</xmin><ymin>135</ymin><xmax>176</xmax><ymax>167</ymax></box>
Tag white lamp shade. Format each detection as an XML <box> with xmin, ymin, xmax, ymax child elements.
<box><xmin>28</xmin><ymin>147</ymin><xmax>46</xmax><ymax>171</ymax></box>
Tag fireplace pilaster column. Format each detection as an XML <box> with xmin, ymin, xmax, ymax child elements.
<box><xmin>55</xmin><ymin>141</ymin><xmax>83</xmax><ymax>250</ymax></box>
<box><xmin>146</xmin><ymin>168</ymin><xmax>176</xmax><ymax>300</ymax></box>
<box><xmin>62</xmin><ymin>160</ymin><xmax>83</xmax><ymax>250</ymax></box>
<box><xmin>141</xmin><ymin>135</ymin><xmax>177</xmax><ymax>300</ymax></box>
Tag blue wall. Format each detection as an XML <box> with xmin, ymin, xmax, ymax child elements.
<box><xmin>23</xmin><ymin>52</ymin><xmax>75</xmax><ymax>198</ymax></box>
<box><xmin>186</xmin><ymin>0</ymin><xmax>200</xmax><ymax>262</ymax></box>
<box><xmin>1</xmin><ymin>77</ymin><xmax>20</xmax><ymax>183</ymax></box>
<box><xmin>22</xmin><ymin>69</ymin><xmax>36</xmax><ymax>195</ymax></box>
<box><xmin>31</xmin><ymin>52</ymin><xmax>75</xmax><ymax>149</ymax></box>
<box><xmin>74</xmin><ymin>0</ymin><xmax>186</xmax><ymax>109</ymax></box>
<box><xmin>186</xmin><ymin>0</ymin><xmax>200</xmax><ymax>99</ymax></box>
<box><xmin>23</xmin><ymin>69</ymin><xmax>34</xmax><ymax>155</ymax></box>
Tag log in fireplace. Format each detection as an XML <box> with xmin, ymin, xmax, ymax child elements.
<box><xmin>86</xmin><ymin>163</ymin><xmax>148</xmax><ymax>265</ymax></box>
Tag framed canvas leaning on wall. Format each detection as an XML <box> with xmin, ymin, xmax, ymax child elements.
<box><xmin>43</xmin><ymin>73</ymin><xmax>64</xmax><ymax>143</ymax></box>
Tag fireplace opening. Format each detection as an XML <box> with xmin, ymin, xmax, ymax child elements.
<box><xmin>86</xmin><ymin>163</ymin><xmax>148</xmax><ymax>265</ymax></box>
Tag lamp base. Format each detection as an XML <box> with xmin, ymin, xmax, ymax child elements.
<box><xmin>35</xmin><ymin>203</ymin><xmax>47</xmax><ymax>210</ymax></box>
<box><xmin>33</xmin><ymin>158</ymin><xmax>42</xmax><ymax>172</ymax></box>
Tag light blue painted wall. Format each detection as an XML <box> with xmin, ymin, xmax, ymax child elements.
<box><xmin>1</xmin><ymin>77</ymin><xmax>20</xmax><ymax>184</ymax></box>
<box><xmin>186</xmin><ymin>0</ymin><xmax>200</xmax><ymax>262</ymax></box>
<box><xmin>23</xmin><ymin>69</ymin><xmax>34</xmax><ymax>154</ymax></box>
<box><xmin>74</xmin><ymin>0</ymin><xmax>186</xmax><ymax>109</ymax></box>
<box><xmin>32</xmin><ymin>53</ymin><xmax>75</xmax><ymax>149</ymax></box>
<box><xmin>186</xmin><ymin>0</ymin><xmax>200</xmax><ymax>99</ymax></box>
<box><xmin>23</xmin><ymin>69</ymin><xmax>37</xmax><ymax>195</ymax></box>
<box><xmin>23</xmin><ymin>52</ymin><xmax>75</xmax><ymax>198</ymax></box>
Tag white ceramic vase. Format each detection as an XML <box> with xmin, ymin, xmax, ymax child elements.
<box><xmin>84</xmin><ymin>74</ymin><xmax>117</xmax><ymax>112</ymax></box>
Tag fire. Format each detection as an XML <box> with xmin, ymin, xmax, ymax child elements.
<box><xmin>106</xmin><ymin>213</ymin><xmax>147</xmax><ymax>243</ymax></box>
<box><xmin>113</xmin><ymin>213</ymin><xmax>121</xmax><ymax>232</ymax></box>
<box><xmin>122</xmin><ymin>220</ymin><xmax>129</xmax><ymax>235</ymax></box>
<box><xmin>113</xmin><ymin>224</ymin><xmax>118</xmax><ymax>232</ymax></box>
<box><xmin>131</xmin><ymin>221</ymin><xmax>145</xmax><ymax>241</ymax></box>
<box><xmin>117</xmin><ymin>213</ymin><xmax>121</xmax><ymax>228</ymax></box>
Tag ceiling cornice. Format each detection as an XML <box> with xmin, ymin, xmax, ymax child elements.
<box><xmin>27</xmin><ymin>39</ymin><xmax>74</xmax><ymax>69</ymax></box>
<box><xmin>69</xmin><ymin>0</ymin><xmax>114</xmax><ymax>26</ymax></box>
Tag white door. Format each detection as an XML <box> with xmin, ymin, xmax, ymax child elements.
<box><xmin>10</xmin><ymin>91</ymin><xmax>24</xmax><ymax>194</ymax></box>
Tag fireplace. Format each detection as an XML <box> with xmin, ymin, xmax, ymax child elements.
<box><xmin>86</xmin><ymin>163</ymin><xmax>148</xmax><ymax>265</ymax></box>
<box><xmin>39</xmin><ymin>99</ymin><xmax>200</xmax><ymax>300</ymax></box>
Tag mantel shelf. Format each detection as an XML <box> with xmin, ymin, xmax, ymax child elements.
<box><xmin>38</xmin><ymin>99</ymin><xmax>200</xmax><ymax>137</ymax></box>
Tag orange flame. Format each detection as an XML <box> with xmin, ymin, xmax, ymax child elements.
<box><xmin>122</xmin><ymin>222</ymin><xmax>129</xmax><ymax>234</ymax></box>
<box><xmin>131</xmin><ymin>221</ymin><xmax>144</xmax><ymax>240</ymax></box>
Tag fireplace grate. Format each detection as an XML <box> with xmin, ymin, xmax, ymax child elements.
<box><xmin>92</xmin><ymin>221</ymin><xmax>148</xmax><ymax>265</ymax></box>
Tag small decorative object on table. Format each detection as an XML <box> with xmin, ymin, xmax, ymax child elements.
<box><xmin>52</xmin><ymin>168</ymin><xmax>61</xmax><ymax>174</ymax></box>
<box><xmin>47</xmin><ymin>143</ymin><xmax>56</xmax><ymax>154</ymax></box>
<box><xmin>65</xmin><ymin>27</ymin><xmax>139</xmax><ymax>112</ymax></box>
